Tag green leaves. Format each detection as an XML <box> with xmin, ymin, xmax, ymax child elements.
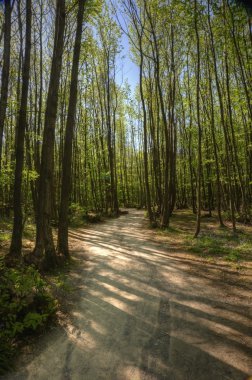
<box><xmin>23</xmin><ymin>312</ymin><xmax>46</xmax><ymax>330</ymax></box>
<box><xmin>0</xmin><ymin>166</ymin><xmax>13</xmax><ymax>189</ymax></box>
<box><xmin>0</xmin><ymin>259</ymin><xmax>57</xmax><ymax>374</ymax></box>
<box><xmin>85</xmin><ymin>0</ymin><xmax>103</xmax><ymax>19</ymax></box>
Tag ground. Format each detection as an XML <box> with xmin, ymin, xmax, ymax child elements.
<box><xmin>2</xmin><ymin>210</ymin><xmax>252</xmax><ymax>380</ymax></box>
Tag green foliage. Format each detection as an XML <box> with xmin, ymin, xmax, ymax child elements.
<box><xmin>69</xmin><ymin>203</ymin><xmax>88</xmax><ymax>227</ymax></box>
<box><xmin>0</xmin><ymin>166</ymin><xmax>14</xmax><ymax>189</ymax></box>
<box><xmin>188</xmin><ymin>236</ymin><xmax>228</xmax><ymax>256</ymax></box>
<box><xmin>69</xmin><ymin>202</ymin><xmax>87</xmax><ymax>215</ymax></box>
<box><xmin>225</xmin><ymin>251</ymin><xmax>240</xmax><ymax>262</ymax></box>
<box><xmin>22</xmin><ymin>168</ymin><xmax>39</xmax><ymax>181</ymax></box>
<box><xmin>0</xmin><ymin>231</ymin><xmax>11</xmax><ymax>243</ymax></box>
<box><xmin>22</xmin><ymin>221</ymin><xmax>36</xmax><ymax>240</ymax></box>
<box><xmin>187</xmin><ymin>230</ymin><xmax>251</xmax><ymax>262</ymax></box>
<box><xmin>0</xmin><ymin>258</ymin><xmax>57</xmax><ymax>374</ymax></box>
<box><xmin>0</xmin><ymin>219</ymin><xmax>12</xmax><ymax>243</ymax></box>
<box><xmin>85</xmin><ymin>0</ymin><xmax>103</xmax><ymax>19</ymax></box>
<box><xmin>53</xmin><ymin>272</ymin><xmax>75</xmax><ymax>292</ymax></box>
<box><xmin>66</xmin><ymin>0</ymin><xmax>103</xmax><ymax>21</ymax></box>
<box><xmin>155</xmin><ymin>211</ymin><xmax>252</xmax><ymax>264</ymax></box>
<box><xmin>0</xmin><ymin>218</ymin><xmax>36</xmax><ymax>243</ymax></box>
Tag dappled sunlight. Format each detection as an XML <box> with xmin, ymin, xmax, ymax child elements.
<box><xmin>89</xmin><ymin>246</ymin><xmax>111</xmax><ymax>256</ymax></box>
<box><xmin>91</xmin><ymin>321</ymin><xmax>107</xmax><ymax>336</ymax></box>
<box><xmin>172</xmin><ymin>303</ymin><xmax>251</xmax><ymax>348</ymax></box>
<box><xmin>179</xmin><ymin>300</ymin><xmax>252</xmax><ymax>326</ymax></box>
<box><xmin>99</xmin><ymin>282</ymin><xmax>143</xmax><ymax>302</ymax></box>
<box><xmin>9</xmin><ymin>210</ymin><xmax>252</xmax><ymax>380</ymax></box>
<box><xmin>87</xmin><ymin>288</ymin><xmax>134</xmax><ymax>314</ymax></box>
<box><xmin>101</xmin><ymin>296</ymin><xmax>133</xmax><ymax>314</ymax></box>
<box><xmin>82</xmin><ymin>212</ymin><xmax>251</xmax><ymax>376</ymax></box>
<box><xmin>117</xmin><ymin>365</ymin><xmax>144</xmax><ymax>380</ymax></box>
<box><xmin>65</xmin><ymin>324</ymin><xmax>97</xmax><ymax>351</ymax></box>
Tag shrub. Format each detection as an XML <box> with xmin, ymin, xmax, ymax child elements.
<box><xmin>0</xmin><ymin>257</ymin><xmax>57</xmax><ymax>374</ymax></box>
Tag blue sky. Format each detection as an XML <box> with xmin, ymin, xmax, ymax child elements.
<box><xmin>0</xmin><ymin>0</ymin><xmax>139</xmax><ymax>89</ymax></box>
<box><xmin>112</xmin><ymin>2</ymin><xmax>139</xmax><ymax>91</ymax></box>
<box><xmin>116</xmin><ymin>31</ymin><xmax>139</xmax><ymax>90</ymax></box>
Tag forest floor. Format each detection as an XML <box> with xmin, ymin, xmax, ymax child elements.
<box><xmin>2</xmin><ymin>209</ymin><xmax>252</xmax><ymax>380</ymax></box>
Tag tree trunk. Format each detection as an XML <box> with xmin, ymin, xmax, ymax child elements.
<box><xmin>58</xmin><ymin>0</ymin><xmax>86</xmax><ymax>256</ymax></box>
<box><xmin>194</xmin><ymin>0</ymin><xmax>202</xmax><ymax>238</ymax></box>
<box><xmin>207</xmin><ymin>55</ymin><xmax>224</xmax><ymax>226</ymax></box>
<box><xmin>207</xmin><ymin>0</ymin><xmax>236</xmax><ymax>232</ymax></box>
<box><xmin>0</xmin><ymin>0</ymin><xmax>11</xmax><ymax>169</ymax></box>
<box><xmin>139</xmin><ymin>47</ymin><xmax>153</xmax><ymax>222</ymax></box>
<box><xmin>33</xmin><ymin>0</ymin><xmax>66</xmax><ymax>269</ymax></box>
<box><xmin>8</xmin><ymin>0</ymin><xmax>32</xmax><ymax>261</ymax></box>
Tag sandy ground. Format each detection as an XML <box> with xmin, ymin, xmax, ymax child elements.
<box><xmin>3</xmin><ymin>210</ymin><xmax>252</xmax><ymax>380</ymax></box>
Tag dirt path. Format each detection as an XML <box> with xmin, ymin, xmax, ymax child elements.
<box><xmin>4</xmin><ymin>210</ymin><xmax>252</xmax><ymax>380</ymax></box>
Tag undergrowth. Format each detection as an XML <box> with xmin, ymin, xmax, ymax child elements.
<box><xmin>0</xmin><ymin>217</ymin><xmax>36</xmax><ymax>244</ymax></box>
<box><xmin>187</xmin><ymin>231</ymin><xmax>252</xmax><ymax>262</ymax></box>
<box><xmin>0</xmin><ymin>258</ymin><xmax>57</xmax><ymax>375</ymax></box>
<box><xmin>155</xmin><ymin>211</ymin><xmax>252</xmax><ymax>263</ymax></box>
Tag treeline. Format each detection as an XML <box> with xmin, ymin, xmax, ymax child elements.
<box><xmin>0</xmin><ymin>0</ymin><xmax>251</xmax><ymax>268</ymax></box>
<box><xmin>0</xmin><ymin>0</ymin><xmax>140</xmax><ymax>268</ymax></box>
<box><xmin>120</xmin><ymin>0</ymin><xmax>252</xmax><ymax>235</ymax></box>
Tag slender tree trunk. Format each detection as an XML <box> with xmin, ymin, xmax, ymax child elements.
<box><xmin>207</xmin><ymin>0</ymin><xmax>236</xmax><ymax>231</ymax></box>
<box><xmin>106</xmin><ymin>54</ymin><xmax>118</xmax><ymax>215</ymax></box>
<box><xmin>33</xmin><ymin>0</ymin><xmax>44</xmax><ymax>221</ymax></box>
<box><xmin>58</xmin><ymin>0</ymin><xmax>86</xmax><ymax>256</ymax></box>
<box><xmin>168</xmin><ymin>24</ymin><xmax>177</xmax><ymax>215</ymax></box>
<box><xmin>139</xmin><ymin>46</ymin><xmax>153</xmax><ymax>222</ymax></box>
<box><xmin>207</xmin><ymin>55</ymin><xmax>224</xmax><ymax>226</ymax></box>
<box><xmin>8</xmin><ymin>0</ymin><xmax>32</xmax><ymax>260</ymax></box>
<box><xmin>0</xmin><ymin>0</ymin><xmax>11</xmax><ymax>169</ymax></box>
<box><xmin>144</xmin><ymin>5</ymin><xmax>170</xmax><ymax>227</ymax></box>
<box><xmin>186</xmin><ymin>55</ymin><xmax>196</xmax><ymax>214</ymax></box>
<box><xmin>33</xmin><ymin>0</ymin><xmax>66</xmax><ymax>268</ymax></box>
<box><xmin>194</xmin><ymin>0</ymin><xmax>202</xmax><ymax>238</ymax></box>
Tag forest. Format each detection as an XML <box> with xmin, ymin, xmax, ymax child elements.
<box><xmin>0</xmin><ymin>0</ymin><xmax>252</xmax><ymax>377</ymax></box>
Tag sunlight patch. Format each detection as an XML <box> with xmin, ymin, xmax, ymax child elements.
<box><xmin>117</xmin><ymin>365</ymin><xmax>151</xmax><ymax>380</ymax></box>
<box><xmin>91</xmin><ymin>320</ymin><xmax>107</xmax><ymax>335</ymax></box>
<box><xmin>102</xmin><ymin>295</ymin><xmax>132</xmax><ymax>313</ymax></box>
<box><xmin>101</xmin><ymin>282</ymin><xmax>142</xmax><ymax>301</ymax></box>
<box><xmin>89</xmin><ymin>246</ymin><xmax>110</xmax><ymax>256</ymax></box>
<box><xmin>65</xmin><ymin>324</ymin><xmax>97</xmax><ymax>350</ymax></box>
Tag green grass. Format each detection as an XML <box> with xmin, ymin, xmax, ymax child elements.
<box><xmin>188</xmin><ymin>235</ymin><xmax>239</xmax><ymax>259</ymax></box>
<box><xmin>187</xmin><ymin>228</ymin><xmax>252</xmax><ymax>262</ymax></box>
<box><xmin>157</xmin><ymin>210</ymin><xmax>252</xmax><ymax>263</ymax></box>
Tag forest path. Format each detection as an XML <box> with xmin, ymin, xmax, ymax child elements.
<box><xmin>5</xmin><ymin>210</ymin><xmax>252</xmax><ymax>380</ymax></box>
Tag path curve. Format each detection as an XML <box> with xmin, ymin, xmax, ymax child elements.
<box><xmin>4</xmin><ymin>210</ymin><xmax>252</xmax><ymax>380</ymax></box>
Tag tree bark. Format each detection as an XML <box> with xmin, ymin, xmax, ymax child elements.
<box><xmin>58</xmin><ymin>0</ymin><xmax>86</xmax><ymax>256</ymax></box>
<box><xmin>194</xmin><ymin>0</ymin><xmax>202</xmax><ymax>238</ymax></box>
<box><xmin>8</xmin><ymin>0</ymin><xmax>32</xmax><ymax>259</ymax></box>
<box><xmin>139</xmin><ymin>46</ymin><xmax>153</xmax><ymax>222</ymax></box>
<box><xmin>207</xmin><ymin>0</ymin><xmax>236</xmax><ymax>231</ymax></box>
<box><xmin>0</xmin><ymin>0</ymin><xmax>11</xmax><ymax>169</ymax></box>
<box><xmin>33</xmin><ymin>0</ymin><xmax>66</xmax><ymax>268</ymax></box>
